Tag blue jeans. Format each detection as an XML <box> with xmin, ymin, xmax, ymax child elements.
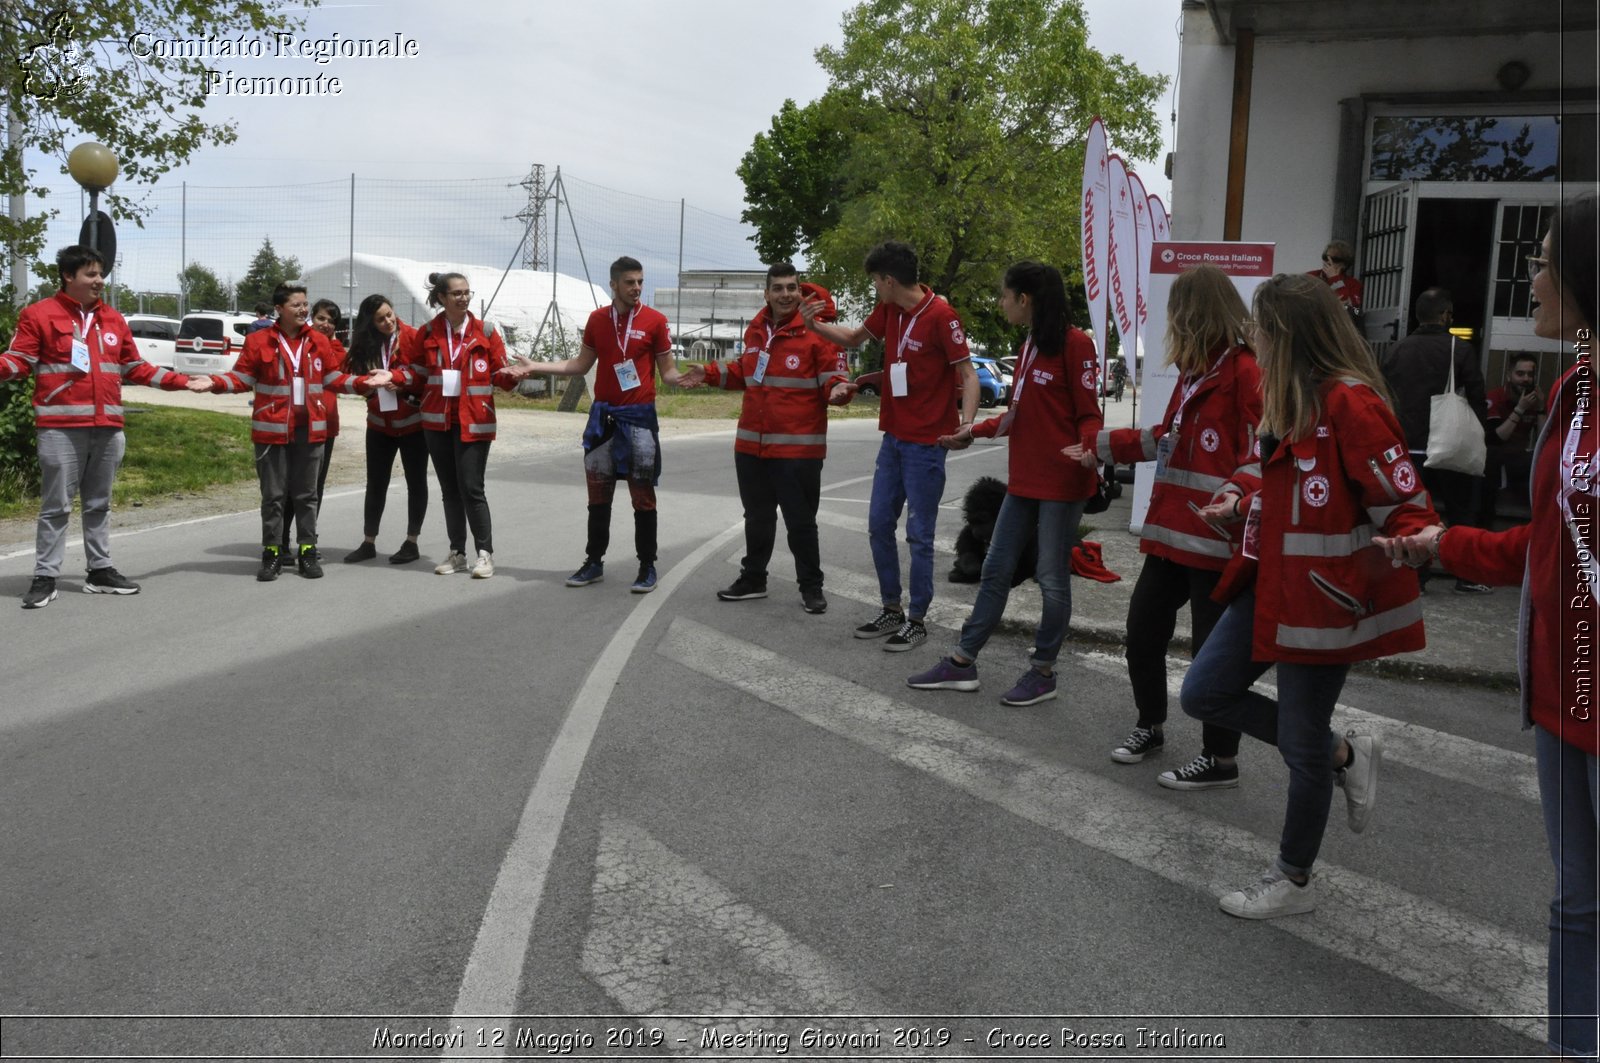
<box><xmin>868</xmin><ymin>435</ymin><xmax>947</xmax><ymax>619</ymax></box>
<box><xmin>1536</xmin><ymin>725</ymin><xmax>1600</xmax><ymax>1060</ymax></box>
<box><xmin>1179</xmin><ymin>589</ymin><xmax>1350</xmax><ymax>875</ymax></box>
<box><xmin>955</xmin><ymin>493</ymin><xmax>1082</xmax><ymax>666</ymax></box>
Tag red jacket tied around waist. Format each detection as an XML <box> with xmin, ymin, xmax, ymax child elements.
<box><xmin>703</xmin><ymin>283</ymin><xmax>849</xmax><ymax>460</ymax></box>
<box><xmin>1098</xmin><ymin>343</ymin><xmax>1262</xmax><ymax>570</ymax></box>
<box><xmin>390</xmin><ymin>315</ymin><xmax>516</xmax><ymax>442</ymax></box>
<box><xmin>0</xmin><ymin>293</ymin><xmax>192</xmax><ymax>426</ymax></box>
<box><xmin>1215</xmin><ymin>378</ymin><xmax>1439</xmax><ymax>664</ymax></box>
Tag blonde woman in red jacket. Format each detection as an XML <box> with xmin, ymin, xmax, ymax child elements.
<box><xmin>1180</xmin><ymin>273</ymin><xmax>1439</xmax><ymax>920</ymax></box>
<box><xmin>906</xmin><ymin>261</ymin><xmax>1102</xmax><ymax>707</ymax></box>
<box><xmin>1074</xmin><ymin>265</ymin><xmax>1261</xmax><ymax>789</ymax></box>
<box><xmin>1378</xmin><ymin>197</ymin><xmax>1598</xmax><ymax>1061</ymax></box>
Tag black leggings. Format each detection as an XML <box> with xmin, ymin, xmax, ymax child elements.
<box><xmin>424</xmin><ymin>430</ymin><xmax>492</xmax><ymax>554</ymax></box>
<box><xmin>364</xmin><ymin>429</ymin><xmax>430</xmax><ymax>538</ymax></box>
<box><xmin>1126</xmin><ymin>553</ymin><xmax>1241</xmax><ymax>758</ymax></box>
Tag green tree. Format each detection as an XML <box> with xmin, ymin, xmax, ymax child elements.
<box><xmin>739</xmin><ymin>0</ymin><xmax>1164</xmax><ymax>352</ymax></box>
<box><xmin>736</xmin><ymin>96</ymin><xmax>850</xmax><ymax>263</ymax></box>
<box><xmin>234</xmin><ymin>237</ymin><xmax>303</xmax><ymax>312</ymax></box>
<box><xmin>178</xmin><ymin>262</ymin><xmax>231</xmax><ymax>313</ymax></box>
<box><xmin>1</xmin><ymin>3</ymin><xmax>314</xmax><ymax>300</ymax></box>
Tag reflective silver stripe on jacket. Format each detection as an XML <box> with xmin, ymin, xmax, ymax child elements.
<box><xmin>102</xmin><ymin>405</ymin><xmax>124</xmax><ymax>418</ymax></box>
<box><xmin>230</xmin><ymin>372</ymin><xmax>257</xmax><ymax>387</ymax></box>
<box><xmin>1232</xmin><ymin>462</ymin><xmax>1262</xmax><ymax>481</ymax></box>
<box><xmin>252</xmin><ymin>420</ymin><xmax>289</xmax><ymax>435</ymax></box>
<box><xmin>1367</xmin><ymin>495</ymin><xmax>1429</xmax><ymax>529</ymax></box>
<box><xmin>719</xmin><ymin>372</ymin><xmax>738</xmax><ymax>390</ymax></box>
<box><xmin>736</xmin><ymin>428</ymin><xmax>826</xmax><ymax>447</ymax></box>
<box><xmin>1095</xmin><ymin>429</ymin><xmax>1114</xmax><ymax>465</ymax></box>
<box><xmin>1281</xmin><ymin>525</ymin><xmax>1377</xmax><ymax>558</ymax></box>
<box><xmin>256</xmin><ymin>383</ymin><xmax>292</xmax><ymax>396</ymax></box>
<box><xmin>99</xmin><ymin>362</ymin><xmax>122</xmax><ymax>374</ymax></box>
<box><xmin>815</xmin><ymin>374</ymin><xmax>842</xmax><ymax>388</ymax></box>
<box><xmin>36</xmin><ymin>364</ymin><xmax>77</xmax><ymax>376</ymax></box>
<box><xmin>466</xmin><ymin>421</ymin><xmax>495</xmax><ymax>435</ymax></box>
<box><xmin>1276</xmin><ymin>598</ymin><xmax>1424</xmax><ymax>651</ymax></box>
<box><xmin>145</xmin><ymin>368</ymin><xmax>173</xmax><ymax>386</ymax></box>
<box><xmin>1159</xmin><ymin>467</ymin><xmax>1230</xmax><ymax>494</ymax></box>
<box><xmin>465</xmin><ymin>386</ymin><xmax>494</xmax><ymax>396</ymax></box>
<box><xmin>310</xmin><ymin>420</ymin><xmax>327</xmax><ymax>433</ymax></box>
<box><xmin>758</xmin><ymin>376</ymin><xmax>819</xmax><ymax>390</ymax></box>
<box><xmin>421</xmin><ymin>411</ymin><xmax>448</xmax><ymax>425</ymax></box>
<box><xmin>36</xmin><ymin>404</ymin><xmax>96</xmax><ymax>417</ymax></box>
<box><xmin>1143</xmin><ymin>524</ymin><xmax>1233</xmax><ymax>559</ymax></box>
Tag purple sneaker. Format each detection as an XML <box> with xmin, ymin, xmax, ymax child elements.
<box><xmin>1001</xmin><ymin>668</ymin><xmax>1057</xmax><ymax>706</ymax></box>
<box><xmin>907</xmin><ymin>657</ymin><xmax>980</xmax><ymax>692</ymax></box>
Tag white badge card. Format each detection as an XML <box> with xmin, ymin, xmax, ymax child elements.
<box><xmin>377</xmin><ymin>388</ymin><xmax>399</xmax><ymax>412</ymax></box>
<box><xmin>889</xmin><ymin>361</ymin><xmax>910</xmax><ymax>398</ymax></box>
<box><xmin>1154</xmin><ymin>435</ymin><xmax>1175</xmax><ymax>479</ymax></box>
<box><xmin>442</xmin><ymin>369</ymin><xmax>462</xmax><ymax>397</ymax></box>
<box><xmin>1240</xmin><ymin>494</ymin><xmax>1263</xmax><ymax>560</ymax></box>
<box><xmin>752</xmin><ymin>351</ymin><xmax>770</xmax><ymax>384</ymax></box>
<box><xmin>614</xmin><ymin>359</ymin><xmax>642</xmax><ymax>392</ymax></box>
<box><xmin>292</xmin><ymin>377</ymin><xmax>306</xmax><ymax>406</ymax></box>
<box><xmin>70</xmin><ymin>337</ymin><xmax>92</xmax><ymax>374</ymax></box>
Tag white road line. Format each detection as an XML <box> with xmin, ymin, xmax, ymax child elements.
<box><xmin>444</xmin><ymin>521</ymin><xmax>746</xmax><ymax>1057</ymax></box>
<box><xmin>657</xmin><ymin>616</ymin><xmax>1544</xmax><ymax>1043</ymax></box>
<box><xmin>1074</xmin><ymin>650</ymin><xmax>1540</xmax><ymax>804</ymax></box>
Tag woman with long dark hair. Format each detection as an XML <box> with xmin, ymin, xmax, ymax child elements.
<box><xmin>1379</xmin><ymin>196</ymin><xmax>1599</xmax><ymax>1061</ymax></box>
<box><xmin>906</xmin><ymin>260</ymin><xmax>1102</xmax><ymax>706</ymax></box>
<box><xmin>378</xmin><ymin>272</ymin><xmax>516</xmax><ymax>579</ymax></box>
<box><xmin>1073</xmin><ymin>264</ymin><xmax>1259</xmax><ymax>789</ymax></box>
<box><xmin>342</xmin><ymin>294</ymin><xmax>428</xmax><ymax>564</ymax></box>
<box><xmin>1181</xmin><ymin>273</ymin><xmax>1438</xmax><ymax>920</ymax></box>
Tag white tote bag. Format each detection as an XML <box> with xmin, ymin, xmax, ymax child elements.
<box><xmin>1424</xmin><ymin>337</ymin><xmax>1486</xmax><ymax>475</ymax></box>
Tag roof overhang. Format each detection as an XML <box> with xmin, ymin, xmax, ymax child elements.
<box><xmin>1199</xmin><ymin>0</ymin><xmax>1596</xmax><ymax>45</ymax></box>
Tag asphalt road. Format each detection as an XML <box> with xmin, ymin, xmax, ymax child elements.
<box><xmin>0</xmin><ymin>417</ymin><xmax>1548</xmax><ymax>1061</ymax></box>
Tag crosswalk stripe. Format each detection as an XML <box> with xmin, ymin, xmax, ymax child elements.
<box><xmin>657</xmin><ymin>616</ymin><xmax>1544</xmax><ymax>1042</ymax></box>
<box><xmin>1074</xmin><ymin>650</ymin><xmax>1540</xmax><ymax>805</ymax></box>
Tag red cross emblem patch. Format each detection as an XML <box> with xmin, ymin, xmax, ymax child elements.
<box><xmin>1200</xmin><ymin>428</ymin><xmax>1221</xmax><ymax>453</ymax></box>
<box><xmin>1392</xmin><ymin>460</ymin><xmax>1417</xmax><ymax>493</ymax></box>
<box><xmin>1303</xmin><ymin>474</ymin><xmax>1331</xmax><ymax>507</ymax></box>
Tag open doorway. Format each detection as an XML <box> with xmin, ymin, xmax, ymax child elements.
<box><xmin>1407</xmin><ymin>198</ymin><xmax>1497</xmax><ymax>342</ymax></box>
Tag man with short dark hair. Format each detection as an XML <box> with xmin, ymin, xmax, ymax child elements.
<box><xmin>802</xmin><ymin>240</ymin><xmax>979</xmax><ymax>650</ymax></box>
<box><xmin>1378</xmin><ymin>286</ymin><xmax>1490</xmax><ymax>592</ymax></box>
<box><xmin>1478</xmin><ymin>352</ymin><xmax>1542</xmax><ymax>525</ymax></box>
<box><xmin>515</xmin><ymin>255</ymin><xmax>692</xmax><ymax>593</ymax></box>
<box><xmin>0</xmin><ymin>245</ymin><xmax>196</xmax><ymax>608</ymax></box>
<box><xmin>682</xmin><ymin>263</ymin><xmax>851</xmax><ymax>613</ymax></box>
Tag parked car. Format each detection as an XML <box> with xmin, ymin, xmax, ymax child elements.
<box><xmin>174</xmin><ymin>311</ymin><xmax>256</xmax><ymax>376</ymax></box>
<box><xmin>124</xmin><ymin>314</ymin><xmax>181</xmax><ymax>369</ymax></box>
<box><xmin>852</xmin><ymin>358</ymin><xmax>1008</xmax><ymax>408</ymax></box>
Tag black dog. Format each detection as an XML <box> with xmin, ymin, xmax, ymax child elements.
<box><xmin>948</xmin><ymin>475</ymin><xmax>1036</xmax><ymax>586</ymax></box>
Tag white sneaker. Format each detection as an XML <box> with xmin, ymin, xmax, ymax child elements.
<box><xmin>1219</xmin><ymin>865</ymin><xmax>1316</xmax><ymax>919</ymax></box>
<box><xmin>470</xmin><ymin>550</ymin><xmax>495</xmax><ymax>579</ymax></box>
<box><xmin>1337</xmin><ymin>731</ymin><xmax>1382</xmax><ymax>833</ymax></box>
<box><xmin>434</xmin><ymin>551</ymin><xmax>467</xmax><ymax>575</ymax></box>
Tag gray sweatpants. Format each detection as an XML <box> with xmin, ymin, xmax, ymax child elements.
<box><xmin>35</xmin><ymin>426</ymin><xmax>126</xmax><ymax>578</ymax></box>
<box><xmin>256</xmin><ymin>423</ymin><xmax>324</xmax><ymax>548</ymax></box>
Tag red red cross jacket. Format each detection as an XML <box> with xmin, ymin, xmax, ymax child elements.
<box><xmin>390</xmin><ymin>314</ymin><xmax>516</xmax><ymax>442</ymax></box>
<box><xmin>703</xmin><ymin>284</ymin><xmax>849</xmax><ymax>460</ymax></box>
<box><xmin>970</xmin><ymin>327</ymin><xmax>1103</xmax><ymax>501</ymax></box>
<box><xmin>1098</xmin><ymin>343</ymin><xmax>1262</xmax><ymax>570</ymax></box>
<box><xmin>359</xmin><ymin>322</ymin><xmax>425</xmax><ymax>437</ymax></box>
<box><xmin>1214</xmin><ymin>378</ymin><xmax>1440</xmax><ymax>664</ymax></box>
<box><xmin>0</xmin><ymin>293</ymin><xmax>192</xmax><ymax>427</ymax></box>
<box><xmin>208</xmin><ymin>326</ymin><xmax>348</xmax><ymax>445</ymax></box>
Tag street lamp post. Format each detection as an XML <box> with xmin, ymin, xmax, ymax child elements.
<box><xmin>67</xmin><ymin>141</ymin><xmax>118</xmax><ymax>256</ymax></box>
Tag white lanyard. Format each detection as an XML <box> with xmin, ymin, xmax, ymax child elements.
<box><xmin>1009</xmin><ymin>339</ymin><xmax>1039</xmax><ymax>408</ymax></box>
<box><xmin>75</xmin><ymin>309</ymin><xmax>96</xmax><ymax>342</ymax></box>
<box><xmin>894</xmin><ymin>300</ymin><xmax>930</xmax><ymax>363</ymax></box>
<box><xmin>444</xmin><ymin>318</ymin><xmax>470</xmax><ymax>368</ymax></box>
<box><xmin>612</xmin><ymin>306</ymin><xmax>638</xmax><ymax>358</ymax></box>
<box><xmin>1171</xmin><ymin>350</ymin><xmax>1227</xmax><ymax>434</ymax></box>
<box><xmin>279</xmin><ymin>330</ymin><xmax>306</xmax><ymax>376</ymax></box>
<box><xmin>764</xmin><ymin>324</ymin><xmax>775</xmax><ymax>352</ymax></box>
<box><xmin>1559</xmin><ymin>363</ymin><xmax>1599</xmax><ymax>585</ymax></box>
<box><xmin>381</xmin><ymin>332</ymin><xmax>398</xmax><ymax>369</ymax></box>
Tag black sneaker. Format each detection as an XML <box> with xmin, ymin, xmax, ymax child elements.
<box><xmin>84</xmin><ymin>567</ymin><xmax>140</xmax><ymax>595</ymax></box>
<box><xmin>717</xmin><ymin>576</ymin><xmax>768</xmax><ymax>601</ymax></box>
<box><xmin>801</xmin><ymin>590</ymin><xmax>828</xmax><ymax>614</ymax></box>
<box><xmin>1111</xmin><ymin>726</ymin><xmax>1164</xmax><ymax>764</ymax></box>
<box><xmin>854</xmin><ymin>608</ymin><xmax>905</xmax><ymax>639</ymax></box>
<box><xmin>22</xmin><ymin>575</ymin><xmax>57</xmax><ymax>609</ymax></box>
<box><xmin>257</xmin><ymin>547</ymin><xmax>283</xmax><ymax>582</ymax></box>
<box><xmin>1157</xmin><ymin>752</ymin><xmax>1240</xmax><ymax>791</ymax></box>
<box><xmin>343</xmin><ymin>542</ymin><xmax>377</xmax><ymax>563</ymax></box>
<box><xmin>883</xmin><ymin>618</ymin><xmax>928</xmax><ymax>652</ymax></box>
<box><xmin>388</xmin><ymin>540</ymin><xmax>420</xmax><ymax>565</ymax></box>
<box><xmin>298</xmin><ymin>545</ymin><xmax>324</xmax><ymax>579</ymax></box>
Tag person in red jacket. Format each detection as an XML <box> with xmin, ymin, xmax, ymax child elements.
<box><xmin>1180</xmin><ymin>272</ymin><xmax>1439</xmax><ymax>920</ymax></box>
<box><xmin>679</xmin><ymin>264</ymin><xmax>851</xmax><ymax>614</ymax></box>
<box><xmin>202</xmin><ymin>281</ymin><xmax>350</xmax><ymax>582</ymax></box>
<box><xmin>340</xmin><ymin>294</ymin><xmax>427</xmax><ymax>565</ymax></box>
<box><xmin>0</xmin><ymin>245</ymin><xmax>196</xmax><ymax>608</ymax></box>
<box><xmin>1307</xmin><ymin>239</ymin><xmax>1363</xmax><ymax>314</ymax></box>
<box><xmin>374</xmin><ymin>271</ymin><xmax>517</xmax><ymax>580</ymax></box>
<box><xmin>1072</xmin><ymin>264</ymin><xmax>1260</xmax><ymax>787</ymax></box>
<box><xmin>904</xmin><ymin>261</ymin><xmax>1102</xmax><ymax>706</ymax></box>
<box><xmin>1377</xmin><ymin>197</ymin><xmax>1599</xmax><ymax>1062</ymax></box>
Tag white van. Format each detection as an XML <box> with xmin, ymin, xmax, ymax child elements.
<box><xmin>174</xmin><ymin>311</ymin><xmax>256</xmax><ymax>375</ymax></box>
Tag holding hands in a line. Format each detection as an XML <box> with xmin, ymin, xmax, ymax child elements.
<box><xmin>1060</xmin><ymin>442</ymin><xmax>1099</xmax><ymax>469</ymax></box>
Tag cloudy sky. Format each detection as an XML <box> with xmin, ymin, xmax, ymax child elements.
<box><xmin>32</xmin><ymin>0</ymin><xmax>1182</xmax><ymax>298</ymax></box>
